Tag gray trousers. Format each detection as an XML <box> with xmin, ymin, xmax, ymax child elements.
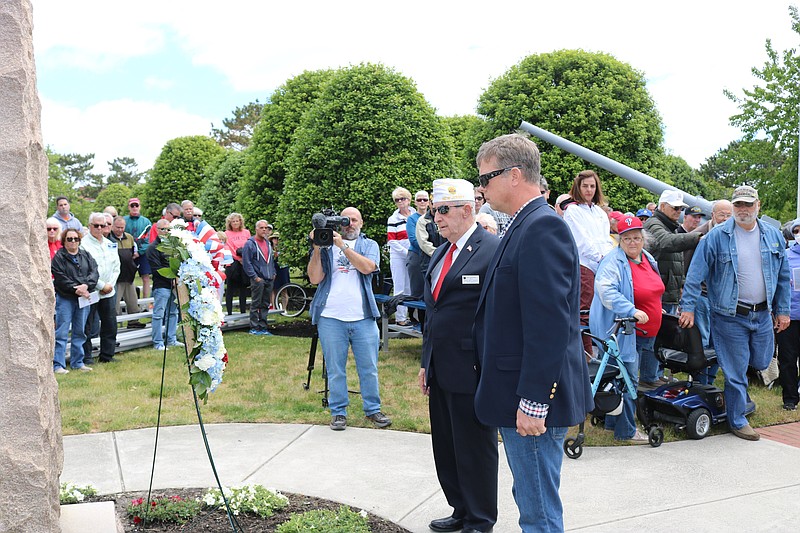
<box><xmin>249</xmin><ymin>278</ymin><xmax>274</xmax><ymax>330</ymax></box>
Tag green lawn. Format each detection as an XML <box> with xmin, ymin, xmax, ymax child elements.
<box><xmin>56</xmin><ymin>323</ymin><xmax>800</xmax><ymax>446</ymax></box>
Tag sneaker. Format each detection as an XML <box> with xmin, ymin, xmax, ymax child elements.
<box><xmin>366</xmin><ymin>411</ymin><xmax>392</xmax><ymax>428</ymax></box>
<box><xmin>395</xmin><ymin>320</ymin><xmax>411</xmax><ymax>327</ymax></box>
<box><xmin>783</xmin><ymin>402</ymin><xmax>797</xmax><ymax>411</ymax></box>
<box><xmin>259</xmin><ymin>330</ymin><xmax>273</xmax><ymax>336</ymax></box>
<box><xmin>659</xmin><ymin>375</ymin><xmax>679</xmax><ymax>384</ymax></box>
<box><xmin>167</xmin><ymin>341</ymin><xmax>185</xmax><ymax>347</ymax></box>
<box><xmin>75</xmin><ymin>365</ymin><xmax>93</xmax><ymax>372</ymax></box>
<box><xmin>248</xmin><ymin>329</ymin><xmax>261</xmax><ymax>335</ymax></box>
<box><xmin>627</xmin><ymin>429</ymin><xmax>649</xmax><ymax>445</ymax></box>
<box><xmin>731</xmin><ymin>423</ymin><xmax>760</xmax><ymax>441</ymax></box>
<box><xmin>638</xmin><ymin>381</ymin><xmax>660</xmax><ymax>391</ymax></box>
<box><xmin>330</xmin><ymin>415</ymin><xmax>347</xmax><ymax>431</ymax></box>
<box><xmin>54</xmin><ymin>367</ymin><xmax>69</xmax><ymax>375</ymax></box>
<box><xmin>153</xmin><ymin>344</ymin><xmax>166</xmax><ymax>350</ymax></box>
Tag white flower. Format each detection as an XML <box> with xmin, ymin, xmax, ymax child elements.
<box><xmin>195</xmin><ymin>355</ymin><xmax>216</xmax><ymax>371</ymax></box>
<box><xmin>359</xmin><ymin>509</ymin><xmax>368</xmax><ymax>518</ymax></box>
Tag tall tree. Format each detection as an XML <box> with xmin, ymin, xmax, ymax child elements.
<box><xmin>238</xmin><ymin>70</ymin><xmax>334</xmax><ymax>228</ymax></box>
<box><xmin>277</xmin><ymin>63</ymin><xmax>455</xmax><ymax>270</ymax></box>
<box><xmin>107</xmin><ymin>156</ymin><xmax>144</xmax><ymax>188</ymax></box>
<box><xmin>725</xmin><ymin>6</ymin><xmax>800</xmax><ymax>220</ymax></box>
<box><xmin>441</xmin><ymin>115</ymin><xmax>488</xmax><ymax>181</ymax></box>
<box><xmin>698</xmin><ymin>139</ymin><xmax>791</xmax><ymax>219</ymax></box>
<box><xmin>477</xmin><ymin>49</ymin><xmax>665</xmax><ymax>210</ymax></box>
<box><xmin>198</xmin><ymin>151</ymin><xmax>246</xmax><ymax>230</ymax></box>
<box><xmin>142</xmin><ymin>136</ymin><xmax>226</xmax><ymax>220</ymax></box>
<box><xmin>94</xmin><ymin>183</ymin><xmax>133</xmax><ymax>216</ymax></box>
<box><xmin>210</xmin><ymin>100</ymin><xmax>264</xmax><ymax>151</ymax></box>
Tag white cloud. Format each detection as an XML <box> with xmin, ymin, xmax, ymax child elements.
<box><xmin>40</xmin><ymin>97</ymin><xmax>211</xmax><ymax>172</ymax></box>
<box><xmin>33</xmin><ymin>0</ymin><xmax>800</xmax><ymax>170</ymax></box>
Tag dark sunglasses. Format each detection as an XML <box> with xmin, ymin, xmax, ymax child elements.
<box><xmin>433</xmin><ymin>205</ymin><xmax>465</xmax><ymax>215</ymax></box>
<box><xmin>47</xmin><ymin>227</ymin><xmax>59</xmax><ymax>231</ymax></box>
<box><xmin>65</xmin><ymin>237</ymin><xmax>81</xmax><ymax>243</ymax></box>
<box><xmin>415</xmin><ymin>198</ymin><xmax>429</xmax><ymax>202</ymax></box>
<box><xmin>475</xmin><ymin>196</ymin><xmax>485</xmax><ymax>202</ymax></box>
<box><xmin>129</xmin><ymin>203</ymin><xmax>139</xmax><ymax>207</ymax></box>
<box><xmin>477</xmin><ymin>165</ymin><xmax>521</xmax><ymax>187</ymax></box>
<box><xmin>733</xmin><ymin>201</ymin><xmax>755</xmax><ymax>208</ymax></box>
<box><xmin>91</xmin><ymin>223</ymin><xmax>107</xmax><ymax>228</ymax></box>
<box><xmin>394</xmin><ymin>197</ymin><xmax>409</xmax><ymax>203</ymax></box>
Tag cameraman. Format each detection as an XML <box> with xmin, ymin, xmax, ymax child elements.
<box><xmin>307</xmin><ymin>207</ymin><xmax>392</xmax><ymax>431</ymax></box>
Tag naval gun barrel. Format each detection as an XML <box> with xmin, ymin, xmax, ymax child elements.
<box><xmin>519</xmin><ymin>120</ymin><xmax>713</xmax><ymax>214</ymax></box>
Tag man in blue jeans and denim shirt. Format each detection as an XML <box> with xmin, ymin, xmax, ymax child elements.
<box><xmin>307</xmin><ymin>207</ymin><xmax>392</xmax><ymax>431</ymax></box>
<box><xmin>680</xmin><ymin>185</ymin><xmax>790</xmax><ymax>441</ymax></box>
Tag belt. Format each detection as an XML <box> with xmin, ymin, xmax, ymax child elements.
<box><xmin>736</xmin><ymin>301</ymin><xmax>768</xmax><ymax>315</ymax></box>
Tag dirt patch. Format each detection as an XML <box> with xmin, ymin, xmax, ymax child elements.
<box><xmin>270</xmin><ymin>319</ymin><xmax>316</xmax><ymax>338</ymax></box>
<box><xmin>82</xmin><ymin>488</ymin><xmax>409</xmax><ymax>532</ymax></box>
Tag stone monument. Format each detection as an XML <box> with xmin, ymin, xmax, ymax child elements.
<box><xmin>0</xmin><ymin>1</ymin><xmax>64</xmax><ymax>531</ymax></box>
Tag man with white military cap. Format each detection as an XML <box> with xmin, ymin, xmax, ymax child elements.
<box><xmin>420</xmin><ymin>178</ymin><xmax>500</xmax><ymax>533</ymax></box>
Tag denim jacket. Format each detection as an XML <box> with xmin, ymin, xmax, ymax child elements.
<box><xmin>309</xmin><ymin>233</ymin><xmax>381</xmax><ymax>325</ymax></box>
<box><xmin>589</xmin><ymin>247</ymin><xmax>660</xmax><ymax>363</ymax></box>
<box><xmin>786</xmin><ymin>244</ymin><xmax>800</xmax><ymax>320</ymax></box>
<box><xmin>681</xmin><ymin>218</ymin><xmax>790</xmax><ymax>317</ymax></box>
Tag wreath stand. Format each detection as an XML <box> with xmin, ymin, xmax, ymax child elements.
<box><xmin>141</xmin><ymin>280</ymin><xmax>243</xmax><ymax>532</ymax></box>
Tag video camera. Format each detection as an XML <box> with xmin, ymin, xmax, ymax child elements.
<box><xmin>311</xmin><ymin>208</ymin><xmax>351</xmax><ymax>247</ymax></box>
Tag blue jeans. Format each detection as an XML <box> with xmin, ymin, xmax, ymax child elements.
<box><xmin>711</xmin><ymin>310</ymin><xmax>774</xmax><ymax>429</ymax></box>
<box><xmin>317</xmin><ymin>316</ymin><xmax>381</xmax><ymax>417</ymax></box>
<box><xmin>151</xmin><ymin>287</ymin><xmax>178</xmax><ymax>347</ymax></box>
<box><xmin>54</xmin><ymin>294</ymin><xmax>90</xmax><ymax>370</ymax></box>
<box><xmin>499</xmin><ymin>425</ymin><xmax>568</xmax><ymax>533</ymax></box>
<box><xmin>605</xmin><ymin>336</ymin><xmax>652</xmax><ymax>439</ymax></box>
<box><xmin>693</xmin><ymin>295</ymin><xmax>720</xmax><ymax>385</ymax></box>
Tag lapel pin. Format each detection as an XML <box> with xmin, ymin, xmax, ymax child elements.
<box><xmin>467</xmin><ymin>245</ymin><xmax>473</xmax><ymax>252</ymax></box>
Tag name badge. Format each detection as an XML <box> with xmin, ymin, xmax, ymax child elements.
<box><xmin>462</xmin><ymin>275</ymin><xmax>479</xmax><ymax>285</ymax></box>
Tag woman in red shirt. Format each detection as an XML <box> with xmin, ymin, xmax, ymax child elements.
<box><xmin>589</xmin><ymin>216</ymin><xmax>665</xmax><ymax>443</ymax></box>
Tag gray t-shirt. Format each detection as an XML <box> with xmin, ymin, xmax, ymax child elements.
<box><xmin>735</xmin><ymin>223</ymin><xmax>767</xmax><ymax>304</ymax></box>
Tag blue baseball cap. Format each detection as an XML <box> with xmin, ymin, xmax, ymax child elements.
<box><xmin>636</xmin><ymin>209</ymin><xmax>653</xmax><ymax>218</ymax></box>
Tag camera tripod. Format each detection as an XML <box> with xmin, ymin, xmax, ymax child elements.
<box><xmin>303</xmin><ymin>329</ymin><xmax>359</xmax><ymax>408</ymax></box>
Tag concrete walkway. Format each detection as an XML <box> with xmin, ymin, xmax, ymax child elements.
<box><xmin>62</xmin><ymin>423</ymin><xmax>800</xmax><ymax>532</ymax></box>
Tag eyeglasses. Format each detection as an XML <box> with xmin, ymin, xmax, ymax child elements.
<box><xmin>733</xmin><ymin>201</ymin><xmax>755</xmax><ymax>208</ymax></box>
<box><xmin>65</xmin><ymin>237</ymin><xmax>81</xmax><ymax>243</ymax></box>
<box><xmin>91</xmin><ymin>223</ymin><xmax>107</xmax><ymax>228</ymax></box>
<box><xmin>47</xmin><ymin>227</ymin><xmax>59</xmax><ymax>231</ymax></box>
<box><xmin>433</xmin><ymin>205</ymin><xmax>465</xmax><ymax>215</ymax></box>
<box><xmin>620</xmin><ymin>236</ymin><xmax>644</xmax><ymax>244</ymax></box>
<box><xmin>129</xmin><ymin>203</ymin><xmax>139</xmax><ymax>207</ymax></box>
<box><xmin>394</xmin><ymin>197</ymin><xmax>409</xmax><ymax>203</ymax></box>
<box><xmin>477</xmin><ymin>165</ymin><xmax>521</xmax><ymax>188</ymax></box>
<box><xmin>415</xmin><ymin>198</ymin><xmax>429</xmax><ymax>202</ymax></box>
<box><xmin>475</xmin><ymin>196</ymin><xmax>485</xmax><ymax>202</ymax></box>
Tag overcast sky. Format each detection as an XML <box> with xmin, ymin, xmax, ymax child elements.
<box><xmin>32</xmin><ymin>0</ymin><xmax>800</xmax><ymax>177</ymax></box>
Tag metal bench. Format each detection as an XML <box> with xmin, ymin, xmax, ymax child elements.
<box><xmin>374</xmin><ymin>294</ymin><xmax>425</xmax><ymax>351</ymax></box>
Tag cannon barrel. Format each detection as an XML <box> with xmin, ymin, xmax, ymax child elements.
<box><xmin>519</xmin><ymin>121</ymin><xmax>714</xmax><ymax>214</ymax></box>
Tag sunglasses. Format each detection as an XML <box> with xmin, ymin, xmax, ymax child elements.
<box><xmin>477</xmin><ymin>165</ymin><xmax>521</xmax><ymax>188</ymax></box>
<box><xmin>65</xmin><ymin>237</ymin><xmax>81</xmax><ymax>243</ymax></box>
<box><xmin>129</xmin><ymin>203</ymin><xmax>139</xmax><ymax>207</ymax></box>
<box><xmin>91</xmin><ymin>223</ymin><xmax>107</xmax><ymax>228</ymax></box>
<box><xmin>433</xmin><ymin>205</ymin><xmax>465</xmax><ymax>215</ymax></box>
<box><xmin>415</xmin><ymin>198</ymin><xmax>429</xmax><ymax>202</ymax></box>
<box><xmin>733</xmin><ymin>201</ymin><xmax>755</xmax><ymax>208</ymax></box>
<box><xmin>475</xmin><ymin>196</ymin><xmax>485</xmax><ymax>202</ymax></box>
<box><xmin>394</xmin><ymin>197</ymin><xmax>409</xmax><ymax>203</ymax></box>
<box><xmin>47</xmin><ymin>227</ymin><xmax>59</xmax><ymax>231</ymax></box>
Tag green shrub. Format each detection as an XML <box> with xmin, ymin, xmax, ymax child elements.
<box><xmin>126</xmin><ymin>495</ymin><xmax>202</xmax><ymax>525</ymax></box>
<box><xmin>59</xmin><ymin>482</ymin><xmax>98</xmax><ymax>504</ymax></box>
<box><xmin>277</xmin><ymin>505</ymin><xmax>371</xmax><ymax>533</ymax></box>
<box><xmin>201</xmin><ymin>484</ymin><xmax>289</xmax><ymax>518</ymax></box>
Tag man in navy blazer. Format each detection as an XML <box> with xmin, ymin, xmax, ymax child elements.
<box><xmin>474</xmin><ymin>134</ymin><xmax>593</xmax><ymax>533</ymax></box>
<box><xmin>419</xmin><ymin>178</ymin><xmax>500</xmax><ymax>533</ymax></box>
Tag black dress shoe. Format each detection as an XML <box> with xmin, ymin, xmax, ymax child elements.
<box><xmin>462</xmin><ymin>528</ymin><xmax>492</xmax><ymax>533</ymax></box>
<box><xmin>429</xmin><ymin>516</ymin><xmax>463</xmax><ymax>532</ymax></box>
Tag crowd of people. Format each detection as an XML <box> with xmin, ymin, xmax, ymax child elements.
<box><xmin>48</xmin><ymin>196</ymin><xmax>289</xmax><ymax>373</ymax></box>
<box><xmin>45</xmin><ymin>130</ymin><xmax>800</xmax><ymax>532</ymax></box>
<box><xmin>304</xmin><ymin>133</ymin><xmax>799</xmax><ymax>532</ymax></box>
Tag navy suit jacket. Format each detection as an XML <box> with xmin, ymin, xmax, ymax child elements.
<box><xmin>422</xmin><ymin>224</ymin><xmax>499</xmax><ymax>394</ymax></box>
<box><xmin>474</xmin><ymin>196</ymin><xmax>593</xmax><ymax>428</ymax></box>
